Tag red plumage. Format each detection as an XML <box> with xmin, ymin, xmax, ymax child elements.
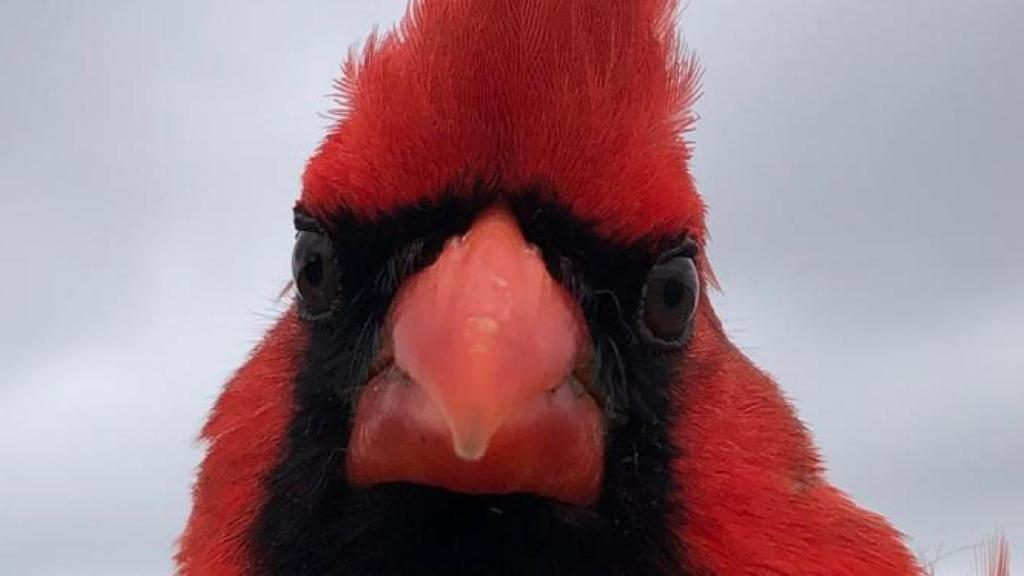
<box><xmin>179</xmin><ymin>1</ymin><xmax>928</xmax><ymax>574</ymax></box>
<box><xmin>177</xmin><ymin>312</ymin><xmax>302</xmax><ymax>575</ymax></box>
<box><xmin>302</xmin><ymin>0</ymin><xmax>704</xmax><ymax>244</ymax></box>
<box><xmin>675</xmin><ymin>324</ymin><xmax>921</xmax><ymax>573</ymax></box>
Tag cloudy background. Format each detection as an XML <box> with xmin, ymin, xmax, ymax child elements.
<box><xmin>1</xmin><ymin>1</ymin><xmax>1020</xmax><ymax>574</ymax></box>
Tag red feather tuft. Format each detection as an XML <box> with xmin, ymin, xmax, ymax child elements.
<box><xmin>301</xmin><ymin>0</ymin><xmax>704</xmax><ymax>243</ymax></box>
<box><xmin>976</xmin><ymin>534</ymin><xmax>1011</xmax><ymax>576</ymax></box>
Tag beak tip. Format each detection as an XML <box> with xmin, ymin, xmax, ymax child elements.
<box><xmin>450</xmin><ymin>424</ymin><xmax>493</xmax><ymax>462</ymax></box>
<box><xmin>453</xmin><ymin>437</ymin><xmax>489</xmax><ymax>462</ymax></box>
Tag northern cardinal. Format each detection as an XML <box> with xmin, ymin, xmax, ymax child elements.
<box><xmin>178</xmin><ymin>1</ymin><xmax>934</xmax><ymax>574</ymax></box>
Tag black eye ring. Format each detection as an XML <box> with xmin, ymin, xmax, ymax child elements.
<box><xmin>638</xmin><ymin>243</ymin><xmax>700</xmax><ymax>348</ymax></box>
<box><xmin>292</xmin><ymin>219</ymin><xmax>340</xmax><ymax>319</ymax></box>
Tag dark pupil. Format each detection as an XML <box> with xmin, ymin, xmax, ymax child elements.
<box><xmin>661</xmin><ymin>278</ymin><xmax>685</xmax><ymax>310</ymax></box>
<box><xmin>303</xmin><ymin>254</ymin><xmax>324</xmax><ymax>287</ymax></box>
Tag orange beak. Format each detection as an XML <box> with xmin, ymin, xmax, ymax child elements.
<box><xmin>346</xmin><ymin>207</ymin><xmax>604</xmax><ymax>506</ymax></box>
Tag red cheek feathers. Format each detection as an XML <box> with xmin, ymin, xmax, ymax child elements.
<box><xmin>176</xmin><ymin>311</ymin><xmax>304</xmax><ymax>576</ymax></box>
<box><xmin>346</xmin><ymin>207</ymin><xmax>605</xmax><ymax>506</ymax></box>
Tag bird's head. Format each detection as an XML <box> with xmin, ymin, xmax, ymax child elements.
<box><xmin>179</xmin><ymin>1</ymin><xmax>721</xmax><ymax>574</ymax></box>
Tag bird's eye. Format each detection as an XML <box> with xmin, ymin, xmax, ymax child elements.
<box><xmin>640</xmin><ymin>251</ymin><xmax>700</xmax><ymax>346</ymax></box>
<box><xmin>292</xmin><ymin>230</ymin><xmax>339</xmax><ymax>316</ymax></box>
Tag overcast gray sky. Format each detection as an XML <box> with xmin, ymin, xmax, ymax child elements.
<box><xmin>1</xmin><ymin>2</ymin><xmax>1020</xmax><ymax>574</ymax></box>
